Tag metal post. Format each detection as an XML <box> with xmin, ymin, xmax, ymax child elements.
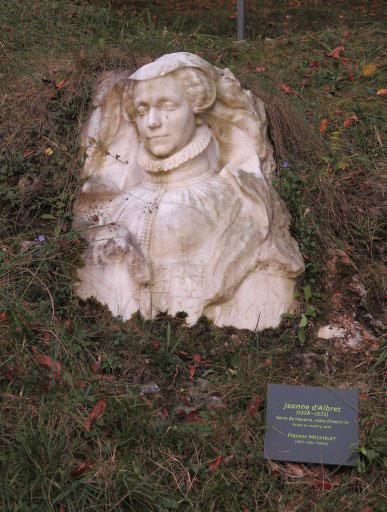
<box><xmin>237</xmin><ymin>0</ymin><xmax>246</xmax><ymax>41</ymax></box>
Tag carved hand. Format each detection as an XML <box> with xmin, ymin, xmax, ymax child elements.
<box><xmin>85</xmin><ymin>224</ymin><xmax>151</xmax><ymax>285</ymax></box>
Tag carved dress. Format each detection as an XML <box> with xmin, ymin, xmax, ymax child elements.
<box><xmin>77</xmin><ymin>125</ymin><xmax>304</xmax><ymax>329</ymax></box>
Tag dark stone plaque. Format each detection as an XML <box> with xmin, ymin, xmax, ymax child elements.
<box><xmin>264</xmin><ymin>384</ymin><xmax>359</xmax><ymax>466</ymax></box>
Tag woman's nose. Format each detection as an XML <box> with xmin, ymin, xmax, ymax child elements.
<box><xmin>148</xmin><ymin>107</ymin><xmax>162</xmax><ymax>129</ymax></box>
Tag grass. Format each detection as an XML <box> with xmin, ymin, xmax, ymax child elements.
<box><xmin>0</xmin><ymin>1</ymin><xmax>386</xmax><ymax>510</ymax></box>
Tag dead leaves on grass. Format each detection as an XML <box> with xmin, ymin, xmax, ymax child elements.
<box><xmin>32</xmin><ymin>346</ymin><xmax>61</xmax><ymax>380</ymax></box>
<box><xmin>329</xmin><ymin>46</ymin><xmax>345</xmax><ymax>59</ymax></box>
<box><xmin>269</xmin><ymin>461</ymin><xmax>339</xmax><ymax>491</ymax></box>
<box><xmin>362</xmin><ymin>63</ymin><xmax>377</xmax><ymax>77</ymax></box>
<box><xmin>246</xmin><ymin>396</ymin><xmax>263</xmax><ymax>417</ymax></box>
<box><xmin>71</xmin><ymin>461</ymin><xmax>90</xmax><ymax>477</ymax></box>
<box><xmin>84</xmin><ymin>399</ymin><xmax>107</xmax><ymax>430</ymax></box>
<box><xmin>319</xmin><ymin>118</ymin><xmax>329</xmax><ymax>134</ymax></box>
<box><xmin>343</xmin><ymin>115</ymin><xmax>359</xmax><ymax>128</ymax></box>
<box><xmin>209</xmin><ymin>454</ymin><xmax>224</xmax><ymax>473</ymax></box>
<box><xmin>278</xmin><ymin>83</ymin><xmax>295</xmax><ymax>95</ymax></box>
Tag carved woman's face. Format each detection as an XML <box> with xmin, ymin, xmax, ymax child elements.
<box><xmin>133</xmin><ymin>75</ymin><xmax>196</xmax><ymax>158</ymax></box>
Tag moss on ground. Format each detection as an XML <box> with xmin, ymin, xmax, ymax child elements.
<box><xmin>0</xmin><ymin>1</ymin><xmax>386</xmax><ymax>511</ymax></box>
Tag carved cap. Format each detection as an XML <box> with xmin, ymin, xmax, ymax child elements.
<box><xmin>129</xmin><ymin>52</ymin><xmax>217</xmax><ymax>82</ymax></box>
<box><xmin>126</xmin><ymin>52</ymin><xmax>217</xmax><ymax>114</ymax></box>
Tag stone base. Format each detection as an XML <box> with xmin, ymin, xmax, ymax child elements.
<box><xmin>204</xmin><ymin>271</ymin><xmax>295</xmax><ymax>331</ymax></box>
<box><xmin>77</xmin><ymin>263</ymin><xmax>295</xmax><ymax>331</ymax></box>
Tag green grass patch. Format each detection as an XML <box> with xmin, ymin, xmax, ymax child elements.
<box><xmin>0</xmin><ymin>1</ymin><xmax>386</xmax><ymax>510</ymax></box>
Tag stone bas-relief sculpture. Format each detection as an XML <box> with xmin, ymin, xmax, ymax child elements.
<box><xmin>73</xmin><ymin>52</ymin><xmax>304</xmax><ymax>330</ymax></box>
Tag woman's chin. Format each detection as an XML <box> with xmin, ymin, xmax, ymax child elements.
<box><xmin>147</xmin><ymin>144</ymin><xmax>174</xmax><ymax>158</ymax></box>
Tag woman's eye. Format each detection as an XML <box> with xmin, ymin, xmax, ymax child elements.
<box><xmin>136</xmin><ymin>106</ymin><xmax>148</xmax><ymax>116</ymax></box>
<box><xmin>161</xmin><ymin>101</ymin><xmax>175</xmax><ymax>110</ymax></box>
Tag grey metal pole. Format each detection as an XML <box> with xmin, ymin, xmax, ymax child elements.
<box><xmin>237</xmin><ymin>0</ymin><xmax>246</xmax><ymax>40</ymax></box>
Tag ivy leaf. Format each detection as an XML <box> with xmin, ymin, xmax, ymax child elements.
<box><xmin>297</xmin><ymin>314</ymin><xmax>308</xmax><ymax>345</ymax></box>
<box><xmin>299</xmin><ymin>314</ymin><xmax>308</xmax><ymax>328</ymax></box>
<box><xmin>297</xmin><ymin>327</ymin><xmax>306</xmax><ymax>345</ymax></box>
<box><xmin>303</xmin><ymin>285</ymin><xmax>312</xmax><ymax>302</ymax></box>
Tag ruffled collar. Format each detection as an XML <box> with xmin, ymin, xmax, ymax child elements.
<box><xmin>137</xmin><ymin>125</ymin><xmax>212</xmax><ymax>174</ymax></box>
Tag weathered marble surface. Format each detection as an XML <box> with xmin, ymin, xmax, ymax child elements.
<box><xmin>73</xmin><ymin>52</ymin><xmax>304</xmax><ymax>330</ymax></box>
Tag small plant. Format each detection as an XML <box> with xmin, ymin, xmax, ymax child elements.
<box><xmin>297</xmin><ymin>284</ymin><xmax>317</xmax><ymax>345</ymax></box>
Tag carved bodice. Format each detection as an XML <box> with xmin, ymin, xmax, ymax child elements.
<box><xmin>112</xmin><ymin>170</ymin><xmax>236</xmax><ymax>262</ymax></box>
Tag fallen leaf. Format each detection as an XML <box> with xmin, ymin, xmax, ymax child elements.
<box><xmin>172</xmin><ymin>366</ymin><xmax>179</xmax><ymax>384</ymax></box>
<box><xmin>55</xmin><ymin>79</ymin><xmax>66</xmax><ymax>89</ymax></box>
<box><xmin>185</xmin><ymin>409</ymin><xmax>202</xmax><ymax>422</ymax></box>
<box><xmin>360</xmin><ymin>507</ymin><xmax>373</xmax><ymax>512</ymax></box>
<box><xmin>224</xmin><ymin>454</ymin><xmax>234</xmax><ymax>465</ymax></box>
<box><xmin>84</xmin><ymin>399</ymin><xmax>106</xmax><ymax>430</ymax></box>
<box><xmin>312</xmin><ymin>479</ymin><xmax>333</xmax><ymax>490</ymax></box>
<box><xmin>44</xmin><ymin>148</ymin><xmax>53</xmax><ymax>156</ymax></box>
<box><xmin>279</xmin><ymin>83</ymin><xmax>294</xmax><ymax>94</ymax></box>
<box><xmin>5</xmin><ymin>366</ymin><xmax>18</xmax><ymax>380</ymax></box>
<box><xmin>309</xmin><ymin>60</ymin><xmax>320</xmax><ymax>69</ymax></box>
<box><xmin>21</xmin><ymin>240</ymin><xmax>37</xmax><ymax>252</ymax></box>
<box><xmin>343</xmin><ymin>115</ymin><xmax>358</xmax><ymax>128</ymax></box>
<box><xmin>42</xmin><ymin>330</ymin><xmax>51</xmax><ymax>342</ymax></box>
<box><xmin>247</xmin><ymin>396</ymin><xmax>263</xmax><ymax>416</ymax></box>
<box><xmin>64</xmin><ymin>319</ymin><xmax>73</xmax><ymax>332</ymax></box>
<box><xmin>159</xmin><ymin>408</ymin><xmax>169</xmax><ymax>419</ymax></box>
<box><xmin>91</xmin><ymin>355</ymin><xmax>101</xmax><ymax>373</ymax></box>
<box><xmin>376</xmin><ymin>88</ymin><xmax>387</xmax><ymax>96</ymax></box>
<box><xmin>0</xmin><ymin>311</ymin><xmax>8</xmax><ymax>322</ymax></box>
<box><xmin>319</xmin><ymin>118</ymin><xmax>329</xmax><ymax>134</ymax></box>
<box><xmin>72</xmin><ymin>461</ymin><xmax>90</xmax><ymax>477</ymax></box>
<box><xmin>285</xmin><ymin>462</ymin><xmax>306</xmax><ymax>477</ymax></box>
<box><xmin>269</xmin><ymin>461</ymin><xmax>283</xmax><ymax>473</ymax></box>
<box><xmin>209</xmin><ymin>455</ymin><xmax>224</xmax><ymax>473</ymax></box>
<box><xmin>329</xmin><ymin>46</ymin><xmax>345</xmax><ymax>59</ymax></box>
<box><xmin>94</xmin><ymin>374</ymin><xmax>115</xmax><ymax>382</ymax></box>
<box><xmin>142</xmin><ymin>397</ymin><xmax>153</xmax><ymax>408</ymax></box>
<box><xmin>23</xmin><ymin>149</ymin><xmax>36</xmax><ymax>158</ymax></box>
<box><xmin>362</xmin><ymin>63</ymin><xmax>377</xmax><ymax>77</ymax></box>
<box><xmin>32</xmin><ymin>346</ymin><xmax>61</xmax><ymax>380</ymax></box>
<box><xmin>152</xmin><ymin>340</ymin><xmax>161</xmax><ymax>350</ymax></box>
<box><xmin>189</xmin><ymin>365</ymin><xmax>196</xmax><ymax>380</ymax></box>
<box><xmin>255</xmin><ymin>66</ymin><xmax>265</xmax><ymax>72</ymax></box>
<box><xmin>192</xmin><ymin>353</ymin><xmax>202</xmax><ymax>363</ymax></box>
